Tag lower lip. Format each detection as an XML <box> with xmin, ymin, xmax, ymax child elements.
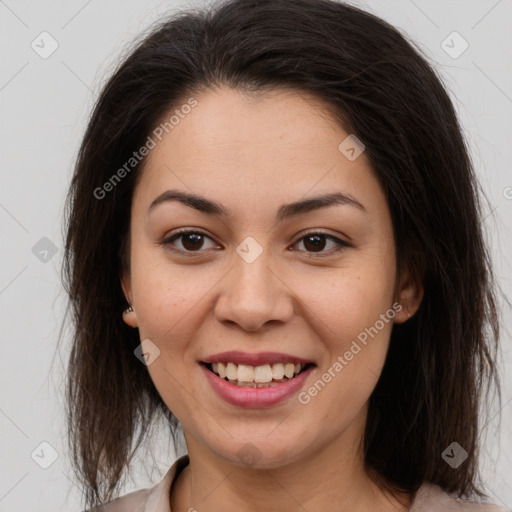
<box><xmin>200</xmin><ymin>364</ymin><xmax>315</xmax><ymax>408</ymax></box>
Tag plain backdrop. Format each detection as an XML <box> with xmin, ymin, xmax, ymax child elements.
<box><xmin>0</xmin><ymin>0</ymin><xmax>511</xmax><ymax>510</ymax></box>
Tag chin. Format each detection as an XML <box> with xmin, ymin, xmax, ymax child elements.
<box><xmin>208</xmin><ymin>432</ymin><xmax>311</xmax><ymax>470</ymax></box>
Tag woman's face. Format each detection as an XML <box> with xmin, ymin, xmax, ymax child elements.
<box><xmin>122</xmin><ymin>86</ymin><xmax>420</xmax><ymax>468</ymax></box>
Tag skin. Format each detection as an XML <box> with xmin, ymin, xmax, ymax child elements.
<box><xmin>121</xmin><ymin>86</ymin><xmax>423</xmax><ymax>512</ymax></box>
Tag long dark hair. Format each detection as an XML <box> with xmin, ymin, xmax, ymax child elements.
<box><xmin>61</xmin><ymin>0</ymin><xmax>502</xmax><ymax>509</ymax></box>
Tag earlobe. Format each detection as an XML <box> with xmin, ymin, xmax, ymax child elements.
<box><xmin>122</xmin><ymin>305</ymin><xmax>139</xmax><ymax>328</ymax></box>
<box><xmin>121</xmin><ymin>272</ymin><xmax>138</xmax><ymax>328</ymax></box>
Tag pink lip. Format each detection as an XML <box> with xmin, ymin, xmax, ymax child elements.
<box><xmin>201</xmin><ymin>351</ymin><xmax>314</xmax><ymax>366</ymax></box>
<box><xmin>200</xmin><ymin>363</ymin><xmax>315</xmax><ymax>408</ymax></box>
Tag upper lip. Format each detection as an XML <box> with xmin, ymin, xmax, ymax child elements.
<box><xmin>201</xmin><ymin>351</ymin><xmax>315</xmax><ymax>366</ymax></box>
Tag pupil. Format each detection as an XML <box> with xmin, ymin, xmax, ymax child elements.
<box><xmin>304</xmin><ymin>235</ymin><xmax>325</xmax><ymax>252</ymax></box>
<box><xmin>181</xmin><ymin>234</ymin><xmax>326</xmax><ymax>252</ymax></box>
<box><xmin>183</xmin><ymin>233</ymin><xmax>203</xmax><ymax>251</ymax></box>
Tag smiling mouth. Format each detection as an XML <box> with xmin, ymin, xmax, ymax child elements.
<box><xmin>202</xmin><ymin>361</ymin><xmax>315</xmax><ymax>388</ymax></box>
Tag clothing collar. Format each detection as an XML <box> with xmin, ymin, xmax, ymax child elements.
<box><xmin>142</xmin><ymin>454</ymin><xmax>505</xmax><ymax>512</ymax></box>
<box><xmin>144</xmin><ymin>454</ymin><xmax>189</xmax><ymax>512</ymax></box>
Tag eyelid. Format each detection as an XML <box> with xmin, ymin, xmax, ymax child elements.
<box><xmin>291</xmin><ymin>229</ymin><xmax>351</xmax><ymax>256</ymax></box>
<box><xmin>160</xmin><ymin>228</ymin><xmax>351</xmax><ymax>255</ymax></box>
<box><xmin>161</xmin><ymin>228</ymin><xmax>220</xmax><ymax>254</ymax></box>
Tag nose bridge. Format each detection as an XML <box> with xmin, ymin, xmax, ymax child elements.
<box><xmin>234</xmin><ymin>244</ymin><xmax>273</xmax><ymax>296</ymax></box>
<box><xmin>214</xmin><ymin>236</ymin><xmax>293</xmax><ymax>330</ymax></box>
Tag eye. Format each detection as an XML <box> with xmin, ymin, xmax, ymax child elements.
<box><xmin>291</xmin><ymin>231</ymin><xmax>350</xmax><ymax>256</ymax></box>
<box><xmin>161</xmin><ymin>229</ymin><xmax>220</xmax><ymax>253</ymax></box>
<box><xmin>161</xmin><ymin>229</ymin><xmax>350</xmax><ymax>256</ymax></box>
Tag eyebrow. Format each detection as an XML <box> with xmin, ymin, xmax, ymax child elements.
<box><xmin>147</xmin><ymin>189</ymin><xmax>366</xmax><ymax>221</ymax></box>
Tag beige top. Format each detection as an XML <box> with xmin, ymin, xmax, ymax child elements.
<box><xmin>86</xmin><ymin>455</ymin><xmax>509</xmax><ymax>512</ymax></box>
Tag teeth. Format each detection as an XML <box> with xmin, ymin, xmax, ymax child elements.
<box><xmin>235</xmin><ymin>381</ymin><xmax>282</xmax><ymax>388</ymax></box>
<box><xmin>284</xmin><ymin>363</ymin><xmax>295</xmax><ymax>379</ymax></box>
<box><xmin>254</xmin><ymin>364</ymin><xmax>272</xmax><ymax>383</ymax></box>
<box><xmin>226</xmin><ymin>362</ymin><xmax>238</xmax><ymax>380</ymax></box>
<box><xmin>272</xmin><ymin>363</ymin><xmax>284</xmax><ymax>379</ymax></box>
<box><xmin>237</xmin><ymin>364</ymin><xmax>255</xmax><ymax>382</ymax></box>
<box><xmin>208</xmin><ymin>361</ymin><xmax>307</xmax><ymax>383</ymax></box>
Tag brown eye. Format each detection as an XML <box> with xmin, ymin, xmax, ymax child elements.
<box><xmin>302</xmin><ymin>234</ymin><xmax>327</xmax><ymax>252</ymax></box>
<box><xmin>161</xmin><ymin>229</ymin><xmax>349</xmax><ymax>256</ymax></box>
<box><xmin>162</xmin><ymin>230</ymin><xmax>219</xmax><ymax>253</ymax></box>
<box><xmin>292</xmin><ymin>232</ymin><xmax>349</xmax><ymax>255</ymax></box>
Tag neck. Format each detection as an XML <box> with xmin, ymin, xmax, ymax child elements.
<box><xmin>170</xmin><ymin>415</ymin><xmax>411</xmax><ymax>512</ymax></box>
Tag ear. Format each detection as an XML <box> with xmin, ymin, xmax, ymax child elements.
<box><xmin>393</xmin><ymin>267</ymin><xmax>424</xmax><ymax>324</ymax></box>
<box><xmin>121</xmin><ymin>269</ymin><xmax>139</xmax><ymax>329</ymax></box>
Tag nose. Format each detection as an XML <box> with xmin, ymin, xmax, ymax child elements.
<box><xmin>213</xmin><ymin>249</ymin><xmax>294</xmax><ymax>332</ymax></box>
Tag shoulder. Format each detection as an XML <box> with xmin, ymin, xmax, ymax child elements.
<box><xmin>411</xmin><ymin>483</ymin><xmax>509</xmax><ymax>512</ymax></box>
<box><xmin>80</xmin><ymin>455</ymin><xmax>189</xmax><ymax>512</ymax></box>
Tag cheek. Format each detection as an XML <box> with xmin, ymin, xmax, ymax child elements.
<box><xmin>291</xmin><ymin>253</ymin><xmax>395</xmax><ymax>409</ymax></box>
<box><xmin>299</xmin><ymin>273</ymin><xmax>394</xmax><ymax>422</ymax></box>
<box><xmin>129</xmin><ymin>248</ymin><xmax>211</xmax><ymax>341</ymax></box>
<box><xmin>295</xmin><ymin>260</ymin><xmax>395</xmax><ymax>345</ymax></box>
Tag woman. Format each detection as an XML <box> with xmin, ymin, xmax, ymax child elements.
<box><xmin>62</xmin><ymin>0</ymin><xmax>507</xmax><ymax>510</ymax></box>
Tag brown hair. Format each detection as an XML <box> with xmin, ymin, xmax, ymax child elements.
<box><xmin>61</xmin><ymin>0</ymin><xmax>502</xmax><ymax>509</ymax></box>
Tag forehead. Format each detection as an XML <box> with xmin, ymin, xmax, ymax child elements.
<box><xmin>134</xmin><ymin>86</ymin><xmax>386</xmax><ymax>219</ymax></box>
<box><xmin>161</xmin><ymin>86</ymin><xmax>344</xmax><ymax>158</ymax></box>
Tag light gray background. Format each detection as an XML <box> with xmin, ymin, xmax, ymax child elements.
<box><xmin>0</xmin><ymin>1</ymin><xmax>511</xmax><ymax>511</ymax></box>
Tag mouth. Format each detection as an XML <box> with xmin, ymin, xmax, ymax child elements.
<box><xmin>199</xmin><ymin>351</ymin><xmax>317</xmax><ymax>407</ymax></box>
<box><xmin>201</xmin><ymin>361</ymin><xmax>315</xmax><ymax>388</ymax></box>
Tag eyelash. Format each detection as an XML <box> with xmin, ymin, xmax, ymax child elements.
<box><xmin>160</xmin><ymin>228</ymin><xmax>351</xmax><ymax>257</ymax></box>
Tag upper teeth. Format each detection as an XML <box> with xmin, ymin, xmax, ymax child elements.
<box><xmin>211</xmin><ymin>362</ymin><xmax>305</xmax><ymax>382</ymax></box>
